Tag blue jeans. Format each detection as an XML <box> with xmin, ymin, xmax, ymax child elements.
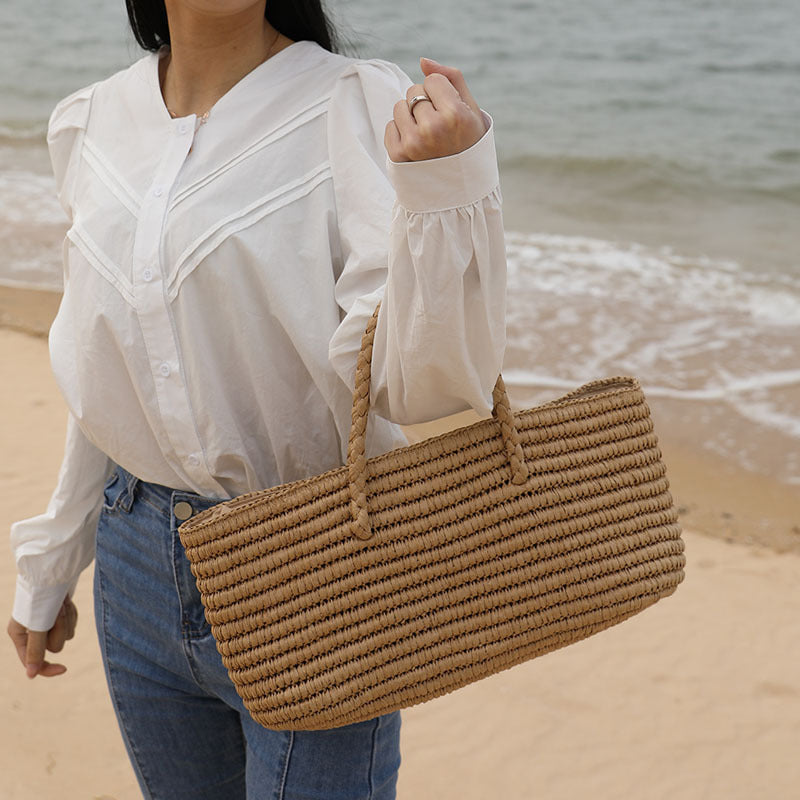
<box><xmin>94</xmin><ymin>464</ymin><xmax>402</xmax><ymax>800</ymax></box>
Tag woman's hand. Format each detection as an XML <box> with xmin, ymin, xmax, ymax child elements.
<box><xmin>385</xmin><ymin>57</ymin><xmax>488</xmax><ymax>163</ymax></box>
<box><xmin>7</xmin><ymin>595</ymin><xmax>77</xmax><ymax>678</ymax></box>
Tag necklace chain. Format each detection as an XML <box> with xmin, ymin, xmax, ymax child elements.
<box><xmin>167</xmin><ymin>107</ymin><xmax>210</xmax><ymax>128</ymax></box>
<box><xmin>163</xmin><ymin>29</ymin><xmax>283</xmax><ymax>128</ymax></box>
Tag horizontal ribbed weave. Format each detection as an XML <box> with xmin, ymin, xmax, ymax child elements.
<box><xmin>179</xmin><ymin>306</ymin><xmax>685</xmax><ymax>730</ymax></box>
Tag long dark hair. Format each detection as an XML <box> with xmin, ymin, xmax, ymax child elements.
<box><xmin>125</xmin><ymin>0</ymin><xmax>338</xmax><ymax>53</ymax></box>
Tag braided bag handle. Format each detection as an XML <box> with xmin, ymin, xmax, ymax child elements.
<box><xmin>347</xmin><ymin>302</ymin><xmax>529</xmax><ymax>540</ymax></box>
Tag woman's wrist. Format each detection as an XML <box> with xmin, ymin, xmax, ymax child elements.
<box><xmin>386</xmin><ymin>114</ymin><xmax>499</xmax><ymax>213</ymax></box>
<box><xmin>12</xmin><ymin>574</ymin><xmax>75</xmax><ymax>633</ymax></box>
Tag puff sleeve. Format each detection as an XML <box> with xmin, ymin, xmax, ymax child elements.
<box><xmin>46</xmin><ymin>82</ymin><xmax>96</xmax><ymax>221</ymax></box>
<box><xmin>326</xmin><ymin>60</ymin><xmax>507</xmax><ymax>425</ymax></box>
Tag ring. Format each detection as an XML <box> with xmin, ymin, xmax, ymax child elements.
<box><xmin>408</xmin><ymin>94</ymin><xmax>432</xmax><ymax>114</ymax></box>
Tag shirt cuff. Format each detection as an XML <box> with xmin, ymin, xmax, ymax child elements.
<box><xmin>386</xmin><ymin>112</ymin><xmax>499</xmax><ymax>213</ymax></box>
<box><xmin>12</xmin><ymin>574</ymin><xmax>74</xmax><ymax>632</ymax></box>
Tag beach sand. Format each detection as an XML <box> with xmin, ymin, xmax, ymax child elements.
<box><xmin>2</xmin><ymin>315</ymin><xmax>799</xmax><ymax>799</ymax></box>
<box><xmin>0</xmin><ymin>285</ymin><xmax>61</xmax><ymax>339</ymax></box>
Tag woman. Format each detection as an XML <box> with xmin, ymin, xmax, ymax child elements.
<box><xmin>7</xmin><ymin>0</ymin><xmax>507</xmax><ymax>797</ymax></box>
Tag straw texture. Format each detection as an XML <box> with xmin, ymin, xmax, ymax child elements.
<box><xmin>179</xmin><ymin>303</ymin><xmax>685</xmax><ymax>731</ymax></box>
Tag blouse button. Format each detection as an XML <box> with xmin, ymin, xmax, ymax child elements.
<box><xmin>143</xmin><ymin>269</ymin><xmax>153</xmax><ymax>282</ymax></box>
<box><xmin>178</xmin><ymin>122</ymin><xmax>189</xmax><ymax>135</ymax></box>
<box><xmin>154</xmin><ymin>186</ymin><xmax>163</xmax><ymax>197</ymax></box>
<box><xmin>159</xmin><ymin>362</ymin><xmax>171</xmax><ymax>377</ymax></box>
<box><xmin>187</xmin><ymin>454</ymin><xmax>200</xmax><ymax>467</ymax></box>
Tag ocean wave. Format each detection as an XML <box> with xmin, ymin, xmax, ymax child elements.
<box><xmin>770</xmin><ymin>149</ymin><xmax>800</xmax><ymax>164</ymax></box>
<box><xmin>0</xmin><ymin>123</ymin><xmax>48</xmax><ymax>145</ymax></box>
<box><xmin>499</xmin><ymin>152</ymin><xmax>686</xmax><ymax>179</ymax></box>
<box><xmin>504</xmin><ymin>231</ymin><xmax>800</xmax><ymax>339</ymax></box>
<box><xmin>501</xmin><ymin>230</ymin><xmax>800</xmax><ymax>481</ymax></box>
<box><xmin>503</xmin><ymin>369</ymin><xmax>800</xmax><ymax>401</ymax></box>
<box><xmin>701</xmin><ymin>60</ymin><xmax>800</xmax><ymax>75</ymax></box>
<box><xmin>0</xmin><ymin>171</ymin><xmax>63</xmax><ymax>225</ymax></box>
<box><xmin>499</xmin><ymin>151</ymin><xmax>800</xmax><ymax>205</ymax></box>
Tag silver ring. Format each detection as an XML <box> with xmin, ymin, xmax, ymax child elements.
<box><xmin>408</xmin><ymin>94</ymin><xmax>432</xmax><ymax>114</ymax></box>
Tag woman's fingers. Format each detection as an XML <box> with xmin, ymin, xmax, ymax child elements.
<box><xmin>405</xmin><ymin>83</ymin><xmax>437</xmax><ymax>119</ymax></box>
<box><xmin>65</xmin><ymin>597</ymin><xmax>78</xmax><ymax>641</ymax></box>
<box><xmin>29</xmin><ymin>626</ymin><xmax>68</xmax><ymax>677</ymax></box>
<box><xmin>7</xmin><ymin>608</ymin><xmax>70</xmax><ymax>679</ymax></box>
<box><xmin>47</xmin><ymin>605</ymin><xmax>68</xmax><ymax>653</ymax></box>
<box><xmin>386</xmin><ymin>60</ymin><xmax>487</xmax><ymax>162</ymax></box>
<box><xmin>8</xmin><ymin>617</ymin><xmax>30</xmax><ymax>668</ymax></box>
<box><xmin>46</xmin><ymin>595</ymin><xmax>77</xmax><ymax>654</ymax></box>
<box><xmin>420</xmin><ymin>58</ymin><xmax>483</xmax><ymax>120</ymax></box>
<box><xmin>384</xmin><ymin>118</ymin><xmax>403</xmax><ymax>161</ymax></box>
<box><xmin>385</xmin><ymin>94</ymin><xmax>422</xmax><ymax>162</ymax></box>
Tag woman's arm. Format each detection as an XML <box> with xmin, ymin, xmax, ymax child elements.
<box><xmin>5</xmin><ymin>82</ymin><xmax>108</xmax><ymax>678</ymax></box>
<box><xmin>327</xmin><ymin>57</ymin><xmax>507</xmax><ymax>424</ymax></box>
<box><xmin>7</xmin><ymin>413</ymin><xmax>112</xmax><ymax>677</ymax></box>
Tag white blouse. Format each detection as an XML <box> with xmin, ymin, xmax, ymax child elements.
<box><xmin>11</xmin><ymin>40</ymin><xmax>507</xmax><ymax>631</ymax></box>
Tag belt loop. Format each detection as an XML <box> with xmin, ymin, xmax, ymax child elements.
<box><xmin>118</xmin><ymin>469</ymin><xmax>140</xmax><ymax>513</ymax></box>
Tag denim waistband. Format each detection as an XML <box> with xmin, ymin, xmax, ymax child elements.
<box><xmin>109</xmin><ymin>462</ymin><xmax>225</xmax><ymax>524</ymax></box>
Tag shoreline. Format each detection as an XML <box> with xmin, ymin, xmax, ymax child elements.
<box><xmin>2</xmin><ymin>285</ymin><xmax>798</xmax><ymax>557</ymax></box>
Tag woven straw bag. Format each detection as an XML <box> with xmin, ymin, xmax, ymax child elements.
<box><xmin>178</xmin><ymin>303</ymin><xmax>685</xmax><ymax>731</ymax></box>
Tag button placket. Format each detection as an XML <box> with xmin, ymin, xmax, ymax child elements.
<box><xmin>131</xmin><ymin>123</ymin><xmax>222</xmax><ymax>495</ymax></box>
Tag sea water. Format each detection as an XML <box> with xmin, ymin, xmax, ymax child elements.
<box><xmin>0</xmin><ymin>0</ymin><xmax>798</xmax><ymax>482</ymax></box>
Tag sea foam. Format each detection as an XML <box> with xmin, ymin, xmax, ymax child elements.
<box><xmin>503</xmin><ymin>231</ymin><xmax>800</xmax><ymax>483</ymax></box>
